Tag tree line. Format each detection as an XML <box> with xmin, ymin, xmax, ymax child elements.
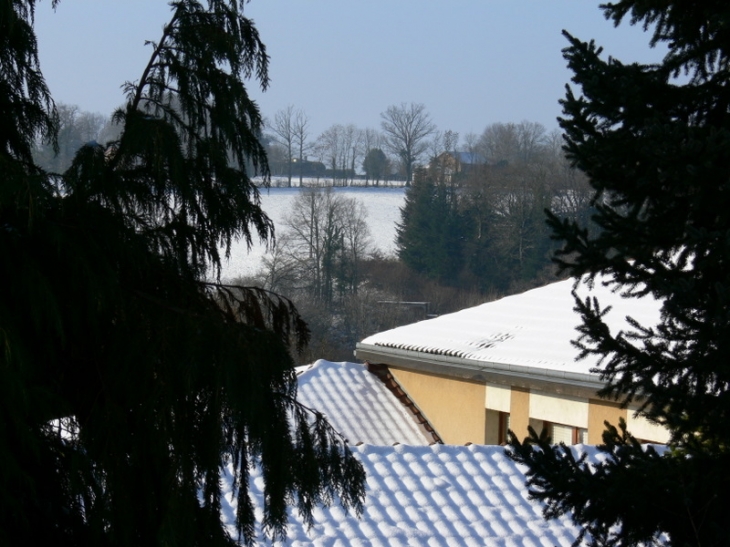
<box><xmin>36</xmin><ymin>98</ymin><xmax>586</xmax><ymax>212</ymax></box>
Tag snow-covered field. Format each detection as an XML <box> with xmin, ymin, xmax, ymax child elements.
<box><xmin>219</xmin><ymin>184</ymin><xmax>406</xmax><ymax>281</ymax></box>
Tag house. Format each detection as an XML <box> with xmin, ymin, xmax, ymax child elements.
<box><xmin>429</xmin><ymin>151</ymin><xmax>485</xmax><ymax>181</ymax></box>
<box><xmin>214</xmin><ymin>348</ymin><xmax>673</xmax><ymax>545</ymax></box>
<box><xmin>355</xmin><ymin>275</ymin><xmax>670</xmax><ymax>446</ymax></box>
<box><xmin>216</xmin><ymin>359</ymin><xmax>662</xmax><ymax>545</ymax></box>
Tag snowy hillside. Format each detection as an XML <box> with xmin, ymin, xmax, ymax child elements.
<box><xmin>218</xmin><ymin>185</ymin><xmax>406</xmax><ymax>281</ymax></box>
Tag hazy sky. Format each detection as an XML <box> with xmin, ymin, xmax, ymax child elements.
<box><xmin>34</xmin><ymin>1</ymin><xmax>665</xmax><ymax>141</ymax></box>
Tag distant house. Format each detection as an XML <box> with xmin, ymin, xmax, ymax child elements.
<box><xmin>429</xmin><ymin>151</ymin><xmax>485</xmax><ymax>181</ymax></box>
<box><xmin>355</xmin><ymin>275</ymin><xmax>670</xmax><ymax>446</ymax></box>
<box><xmin>291</xmin><ymin>157</ymin><xmax>326</xmax><ymax>178</ymax></box>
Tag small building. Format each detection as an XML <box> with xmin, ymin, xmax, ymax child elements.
<box><xmin>355</xmin><ymin>275</ymin><xmax>670</xmax><ymax>446</ymax></box>
<box><xmin>429</xmin><ymin>151</ymin><xmax>485</xmax><ymax>181</ymax></box>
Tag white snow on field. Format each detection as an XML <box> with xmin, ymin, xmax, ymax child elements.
<box><xmin>219</xmin><ymin>184</ymin><xmax>406</xmax><ymax>281</ymax></box>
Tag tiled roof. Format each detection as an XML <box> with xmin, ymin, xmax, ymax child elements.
<box><xmin>296</xmin><ymin>360</ymin><xmax>431</xmax><ymax>446</ymax></box>
<box><xmin>221</xmin><ymin>444</ymin><xmax>604</xmax><ymax>546</ymax></box>
<box><xmin>359</xmin><ymin>275</ymin><xmax>662</xmax><ymax>378</ymax></box>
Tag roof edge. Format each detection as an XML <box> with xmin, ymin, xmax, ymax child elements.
<box><xmin>355</xmin><ymin>343</ymin><xmax>606</xmax><ymax>395</ymax></box>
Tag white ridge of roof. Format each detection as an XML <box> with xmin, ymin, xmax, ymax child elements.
<box><xmin>359</xmin><ymin>275</ymin><xmax>662</xmax><ymax>378</ymax></box>
<box><xmin>296</xmin><ymin>360</ymin><xmax>430</xmax><ymax>446</ymax></box>
<box><xmin>221</xmin><ymin>444</ymin><xmax>611</xmax><ymax>546</ymax></box>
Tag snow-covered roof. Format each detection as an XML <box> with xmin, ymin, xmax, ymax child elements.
<box><xmin>296</xmin><ymin>360</ymin><xmax>430</xmax><ymax>446</ymax></box>
<box><xmin>222</xmin><ymin>443</ymin><xmax>599</xmax><ymax>546</ymax></box>
<box><xmin>358</xmin><ymin>275</ymin><xmax>662</xmax><ymax>382</ymax></box>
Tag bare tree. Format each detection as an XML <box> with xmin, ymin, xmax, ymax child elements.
<box><xmin>462</xmin><ymin>131</ymin><xmax>481</xmax><ymax>163</ymax></box>
<box><xmin>443</xmin><ymin>130</ymin><xmax>459</xmax><ymax>155</ymax></box>
<box><xmin>315</xmin><ymin>124</ymin><xmax>344</xmax><ymax>185</ymax></box>
<box><xmin>316</xmin><ymin>124</ymin><xmax>363</xmax><ymax>186</ymax></box>
<box><xmin>292</xmin><ymin>108</ymin><xmax>311</xmax><ymax>186</ymax></box>
<box><xmin>426</xmin><ymin>129</ymin><xmax>444</xmax><ymax>164</ymax></box>
<box><xmin>273</xmin><ymin>188</ymin><xmax>371</xmax><ymax>305</ymax></box>
<box><xmin>360</xmin><ymin>128</ymin><xmax>383</xmax><ymax>186</ymax></box>
<box><xmin>361</xmin><ymin>127</ymin><xmax>382</xmax><ymax>156</ymax></box>
<box><xmin>478</xmin><ymin>121</ymin><xmax>546</xmax><ymax>166</ymax></box>
<box><xmin>268</xmin><ymin>105</ymin><xmax>296</xmax><ymax>186</ymax></box>
<box><xmin>34</xmin><ymin>103</ymin><xmax>108</xmax><ymax>172</ymax></box>
<box><xmin>380</xmin><ymin>102</ymin><xmax>435</xmax><ymax>185</ymax></box>
<box><xmin>342</xmin><ymin>124</ymin><xmax>363</xmax><ymax>185</ymax></box>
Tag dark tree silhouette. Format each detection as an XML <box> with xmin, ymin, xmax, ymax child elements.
<box><xmin>509</xmin><ymin>2</ymin><xmax>730</xmax><ymax>545</ymax></box>
<box><xmin>0</xmin><ymin>2</ymin><xmax>365</xmax><ymax>546</ymax></box>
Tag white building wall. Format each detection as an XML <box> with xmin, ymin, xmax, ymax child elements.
<box><xmin>529</xmin><ymin>391</ymin><xmax>589</xmax><ymax>428</ymax></box>
<box><xmin>626</xmin><ymin>407</ymin><xmax>671</xmax><ymax>443</ymax></box>
<box><xmin>485</xmin><ymin>383</ymin><xmax>511</xmax><ymax>412</ymax></box>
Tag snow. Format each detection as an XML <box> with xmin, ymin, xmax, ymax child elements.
<box><xmin>296</xmin><ymin>360</ymin><xmax>430</xmax><ymax>446</ymax></box>
<box><xmin>359</xmin><ymin>274</ymin><xmax>663</xmax><ymax>377</ymax></box>
<box><xmin>219</xmin><ymin>185</ymin><xmax>406</xmax><ymax>281</ymax></box>
<box><xmin>221</xmin><ymin>444</ymin><xmax>596</xmax><ymax>546</ymax></box>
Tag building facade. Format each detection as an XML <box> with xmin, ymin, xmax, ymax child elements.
<box><xmin>355</xmin><ymin>276</ymin><xmax>669</xmax><ymax>446</ymax></box>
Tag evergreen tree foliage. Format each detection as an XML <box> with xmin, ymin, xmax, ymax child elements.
<box><xmin>509</xmin><ymin>1</ymin><xmax>730</xmax><ymax>545</ymax></box>
<box><xmin>0</xmin><ymin>2</ymin><xmax>365</xmax><ymax>546</ymax></box>
<box><xmin>362</xmin><ymin>147</ymin><xmax>388</xmax><ymax>184</ymax></box>
<box><xmin>396</xmin><ymin>168</ymin><xmax>464</xmax><ymax>283</ymax></box>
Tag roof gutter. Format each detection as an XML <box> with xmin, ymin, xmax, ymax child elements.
<box><xmin>355</xmin><ymin>342</ymin><xmax>607</xmax><ymax>397</ymax></box>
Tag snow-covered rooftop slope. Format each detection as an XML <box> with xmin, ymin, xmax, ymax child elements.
<box><xmin>359</xmin><ymin>275</ymin><xmax>662</xmax><ymax>377</ymax></box>
<box><xmin>221</xmin><ymin>443</ymin><xmax>598</xmax><ymax>546</ymax></box>
<box><xmin>296</xmin><ymin>360</ymin><xmax>430</xmax><ymax>446</ymax></box>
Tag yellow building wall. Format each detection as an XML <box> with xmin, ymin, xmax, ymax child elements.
<box><xmin>510</xmin><ymin>387</ymin><xmax>531</xmax><ymax>442</ymax></box>
<box><xmin>389</xmin><ymin>368</ymin><xmax>486</xmax><ymax>444</ymax></box>
<box><xmin>587</xmin><ymin>399</ymin><xmax>627</xmax><ymax>444</ymax></box>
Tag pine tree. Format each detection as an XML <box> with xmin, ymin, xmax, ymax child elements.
<box><xmin>0</xmin><ymin>2</ymin><xmax>365</xmax><ymax>546</ymax></box>
<box><xmin>509</xmin><ymin>1</ymin><xmax>730</xmax><ymax>545</ymax></box>
<box><xmin>396</xmin><ymin>168</ymin><xmax>464</xmax><ymax>283</ymax></box>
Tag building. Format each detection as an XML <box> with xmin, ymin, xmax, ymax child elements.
<box><xmin>222</xmin><ymin>359</ymin><xmax>607</xmax><ymax>545</ymax></box>
<box><xmin>355</xmin><ymin>275</ymin><xmax>670</xmax><ymax>446</ymax></box>
<box><xmin>429</xmin><ymin>151</ymin><xmax>485</xmax><ymax>181</ymax></box>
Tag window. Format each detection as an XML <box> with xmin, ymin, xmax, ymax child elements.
<box><xmin>498</xmin><ymin>412</ymin><xmax>510</xmax><ymax>445</ymax></box>
<box><xmin>544</xmin><ymin>422</ymin><xmax>588</xmax><ymax>445</ymax></box>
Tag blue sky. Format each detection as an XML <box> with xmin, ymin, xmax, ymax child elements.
<box><xmin>34</xmin><ymin>1</ymin><xmax>665</xmax><ymax>141</ymax></box>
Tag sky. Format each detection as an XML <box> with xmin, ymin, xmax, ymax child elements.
<box><xmin>34</xmin><ymin>1</ymin><xmax>666</xmax><ymax>143</ymax></box>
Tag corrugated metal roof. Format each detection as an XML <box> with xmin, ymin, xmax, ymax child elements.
<box><xmin>359</xmin><ymin>275</ymin><xmax>662</xmax><ymax>377</ymax></box>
